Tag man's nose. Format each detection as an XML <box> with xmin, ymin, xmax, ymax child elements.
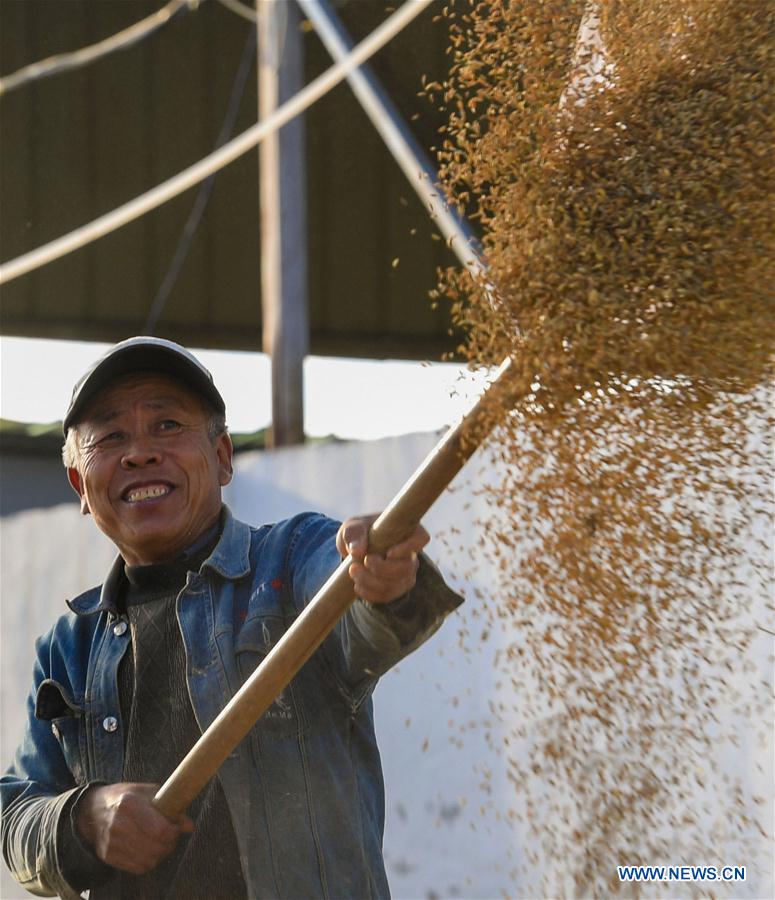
<box><xmin>121</xmin><ymin>436</ymin><xmax>162</xmax><ymax>468</ymax></box>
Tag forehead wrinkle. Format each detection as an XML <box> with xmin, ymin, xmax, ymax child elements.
<box><xmin>88</xmin><ymin>408</ymin><xmax>121</xmax><ymax>426</ymax></box>
<box><xmin>83</xmin><ymin>393</ymin><xmax>197</xmax><ymax>427</ymax></box>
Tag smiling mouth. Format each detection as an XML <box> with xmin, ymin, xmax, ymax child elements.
<box><xmin>124</xmin><ymin>484</ymin><xmax>172</xmax><ymax>503</ymax></box>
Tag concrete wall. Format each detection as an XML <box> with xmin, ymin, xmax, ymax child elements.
<box><xmin>2</xmin><ymin>432</ymin><xmax>771</xmax><ymax>899</ymax></box>
<box><xmin>0</xmin><ymin>452</ymin><xmax>78</xmax><ymax>516</ymax></box>
<box><xmin>1</xmin><ymin>432</ymin><xmax>522</xmax><ymax>899</ymax></box>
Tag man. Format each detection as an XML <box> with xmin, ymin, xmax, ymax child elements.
<box><xmin>1</xmin><ymin>337</ymin><xmax>462</xmax><ymax>899</ymax></box>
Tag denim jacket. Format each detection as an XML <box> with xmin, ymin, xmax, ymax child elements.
<box><xmin>1</xmin><ymin>508</ymin><xmax>462</xmax><ymax>899</ymax></box>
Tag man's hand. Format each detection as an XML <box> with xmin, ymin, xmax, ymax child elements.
<box><xmin>76</xmin><ymin>782</ymin><xmax>194</xmax><ymax>875</ymax></box>
<box><xmin>336</xmin><ymin>516</ymin><xmax>430</xmax><ymax>605</ymax></box>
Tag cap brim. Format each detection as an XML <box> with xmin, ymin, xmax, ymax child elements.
<box><xmin>63</xmin><ymin>343</ymin><xmax>225</xmax><ymax>434</ymax></box>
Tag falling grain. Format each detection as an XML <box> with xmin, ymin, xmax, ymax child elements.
<box><xmin>430</xmin><ymin>0</ymin><xmax>773</xmax><ymax>894</ymax></box>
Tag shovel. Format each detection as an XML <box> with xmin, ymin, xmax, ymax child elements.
<box><xmin>153</xmin><ymin>357</ymin><xmax>514</xmax><ymax>819</ymax></box>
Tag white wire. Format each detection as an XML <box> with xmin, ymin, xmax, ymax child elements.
<box><xmin>0</xmin><ymin>0</ymin><xmax>434</xmax><ymax>287</ymax></box>
<box><xmin>215</xmin><ymin>0</ymin><xmax>258</xmax><ymax>25</ymax></box>
<box><xmin>0</xmin><ymin>0</ymin><xmax>196</xmax><ymax>97</ymax></box>
<box><xmin>298</xmin><ymin>0</ymin><xmax>484</xmax><ymax>281</ymax></box>
<box><xmin>222</xmin><ymin>0</ymin><xmax>484</xmax><ymax>281</ymax></box>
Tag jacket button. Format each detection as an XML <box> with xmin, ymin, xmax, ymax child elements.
<box><xmin>51</xmin><ymin>723</ymin><xmax>61</xmax><ymax>739</ymax></box>
<box><xmin>113</xmin><ymin>621</ymin><xmax>128</xmax><ymax>637</ymax></box>
<box><xmin>102</xmin><ymin>716</ymin><xmax>119</xmax><ymax>733</ymax></box>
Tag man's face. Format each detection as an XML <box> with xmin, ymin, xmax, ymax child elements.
<box><xmin>67</xmin><ymin>373</ymin><xmax>233</xmax><ymax>566</ymax></box>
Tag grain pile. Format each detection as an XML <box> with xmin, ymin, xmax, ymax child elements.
<box><xmin>429</xmin><ymin>0</ymin><xmax>773</xmax><ymax>895</ymax></box>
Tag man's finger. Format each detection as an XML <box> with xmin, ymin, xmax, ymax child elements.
<box><xmin>347</xmin><ymin>534</ymin><xmax>367</xmax><ymax>558</ymax></box>
<box><xmin>385</xmin><ymin>526</ymin><xmax>430</xmax><ymax>559</ymax></box>
<box><xmin>177</xmin><ymin>814</ymin><xmax>196</xmax><ymax>834</ymax></box>
<box><xmin>363</xmin><ymin>552</ymin><xmax>419</xmax><ymax>579</ymax></box>
<box><xmin>349</xmin><ymin>559</ymin><xmax>418</xmax><ymax>604</ymax></box>
<box><xmin>350</xmin><ymin>570</ymin><xmax>410</xmax><ymax>603</ymax></box>
<box><xmin>336</xmin><ymin>516</ymin><xmax>378</xmax><ymax>561</ymax></box>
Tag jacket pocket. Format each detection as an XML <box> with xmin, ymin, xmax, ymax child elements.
<box><xmin>234</xmin><ymin>614</ymin><xmax>306</xmax><ymax>738</ymax></box>
<box><xmin>35</xmin><ymin>679</ymin><xmax>87</xmax><ymax>784</ymax></box>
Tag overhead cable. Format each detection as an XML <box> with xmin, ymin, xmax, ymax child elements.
<box><xmin>0</xmin><ymin>0</ymin><xmax>199</xmax><ymax>97</ymax></box>
<box><xmin>215</xmin><ymin>0</ymin><xmax>289</xmax><ymax>56</ymax></box>
<box><xmin>224</xmin><ymin>0</ymin><xmax>484</xmax><ymax>281</ymax></box>
<box><xmin>144</xmin><ymin>27</ymin><xmax>257</xmax><ymax>334</ymax></box>
<box><xmin>298</xmin><ymin>0</ymin><xmax>483</xmax><ymax>280</ymax></box>
<box><xmin>215</xmin><ymin>0</ymin><xmax>259</xmax><ymax>25</ymax></box>
<box><xmin>0</xmin><ymin>0</ymin><xmax>434</xmax><ymax>286</ymax></box>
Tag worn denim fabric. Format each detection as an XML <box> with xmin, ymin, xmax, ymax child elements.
<box><xmin>1</xmin><ymin>508</ymin><xmax>462</xmax><ymax>899</ymax></box>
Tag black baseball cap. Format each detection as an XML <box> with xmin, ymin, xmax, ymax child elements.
<box><xmin>62</xmin><ymin>336</ymin><xmax>226</xmax><ymax>435</ymax></box>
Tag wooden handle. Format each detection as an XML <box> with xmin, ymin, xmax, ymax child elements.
<box><xmin>153</xmin><ymin>357</ymin><xmax>516</xmax><ymax>819</ymax></box>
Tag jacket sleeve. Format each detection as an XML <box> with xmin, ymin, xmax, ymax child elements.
<box><xmin>1</xmin><ymin>629</ymin><xmax>108</xmax><ymax>899</ymax></box>
<box><xmin>287</xmin><ymin>514</ymin><xmax>463</xmax><ymax>705</ymax></box>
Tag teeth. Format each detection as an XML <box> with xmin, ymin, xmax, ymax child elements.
<box><xmin>126</xmin><ymin>485</ymin><xmax>170</xmax><ymax>503</ymax></box>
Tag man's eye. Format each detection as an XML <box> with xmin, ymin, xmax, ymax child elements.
<box><xmin>158</xmin><ymin>419</ymin><xmax>182</xmax><ymax>432</ymax></box>
<box><xmin>97</xmin><ymin>431</ymin><xmax>124</xmax><ymax>445</ymax></box>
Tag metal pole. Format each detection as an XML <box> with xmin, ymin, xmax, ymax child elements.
<box><xmin>296</xmin><ymin>0</ymin><xmax>483</xmax><ymax>281</ymax></box>
<box><xmin>258</xmin><ymin>0</ymin><xmax>308</xmax><ymax>446</ymax></box>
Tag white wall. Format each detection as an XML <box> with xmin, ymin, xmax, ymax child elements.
<box><xmin>1</xmin><ymin>505</ymin><xmax>116</xmax><ymax>900</ymax></box>
<box><xmin>2</xmin><ymin>432</ymin><xmax>771</xmax><ymax>899</ymax></box>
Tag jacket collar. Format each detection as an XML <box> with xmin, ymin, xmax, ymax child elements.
<box><xmin>67</xmin><ymin>505</ymin><xmax>252</xmax><ymax>617</ymax></box>
<box><xmin>201</xmin><ymin>505</ymin><xmax>252</xmax><ymax>581</ymax></box>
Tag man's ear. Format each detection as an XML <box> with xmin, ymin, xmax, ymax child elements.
<box><xmin>67</xmin><ymin>468</ymin><xmax>91</xmax><ymax>515</ymax></box>
<box><xmin>216</xmin><ymin>433</ymin><xmax>234</xmax><ymax>487</ymax></box>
